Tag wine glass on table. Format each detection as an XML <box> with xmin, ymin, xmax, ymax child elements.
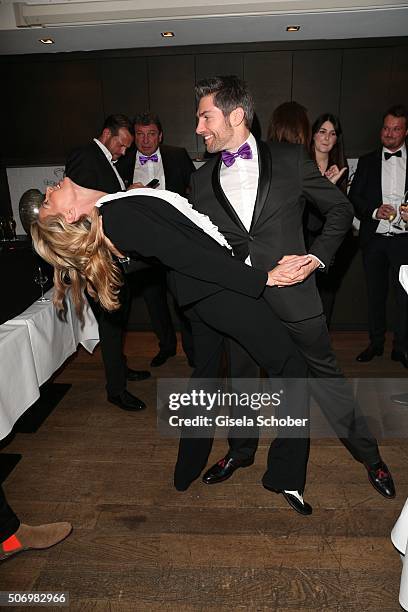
<box><xmin>0</xmin><ymin>217</ymin><xmax>6</xmax><ymax>241</ymax></box>
<box><xmin>34</xmin><ymin>266</ymin><xmax>50</xmax><ymax>302</ymax></box>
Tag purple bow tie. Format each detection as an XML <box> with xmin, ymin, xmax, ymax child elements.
<box><xmin>221</xmin><ymin>143</ymin><xmax>252</xmax><ymax>167</ymax></box>
<box><xmin>139</xmin><ymin>154</ymin><xmax>158</xmax><ymax>165</ymax></box>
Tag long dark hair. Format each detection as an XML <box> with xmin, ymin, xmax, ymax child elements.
<box><xmin>311</xmin><ymin>113</ymin><xmax>348</xmax><ymax>191</ymax></box>
<box><xmin>267</xmin><ymin>101</ymin><xmax>311</xmax><ymax>145</ymax></box>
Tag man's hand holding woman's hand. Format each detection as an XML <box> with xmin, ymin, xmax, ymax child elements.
<box><xmin>266</xmin><ymin>254</ymin><xmax>319</xmax><ymax>287</ymax></box>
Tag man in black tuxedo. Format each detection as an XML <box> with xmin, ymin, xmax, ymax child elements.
<box><xmin>118</xmin><ymin>112</ymin><xmax>195</xmax><ymax>368</ymax></box>
<box><xmin>349</xmin><ymin>105</ymin><xmax>408</xmax><ymax>367</ymax></box>
<box><xmin>185</xmin><ymin>75</ymin><xmax>395</xmax><ymax>513</ymax></box>
<box><xmin>65</xmin><ymin>114</ymin><xmax>150</xmax><ymax>411</ymax></box>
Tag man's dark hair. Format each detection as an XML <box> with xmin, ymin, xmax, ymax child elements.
<box><xmin>195</xmin><ymin>75</ymin><xmax>254</xmax><ymax>129</ymax></box>
<box><xmin>133</xmin><ymin>112</ymin><xmax>162</xmax><ymax>133</ymax></box>
<box><xmin>383</xmin><ymin>104</ymin><xmax>408</xmax><ymax>127</ymax></box>
<box><xmin>102</xmin><ymin>114</ymin><xmax>133</xmax><ymax>136</ymax></box>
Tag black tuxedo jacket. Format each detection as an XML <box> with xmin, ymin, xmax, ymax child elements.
<box><xmin>117</xmin><ymin>144</ymin><xmax>195</xmax><ymax>196</ymax></box>
<box><xmin>349</xmin><ymin>148</ymin><xmax>408</xmax><ymax>247</ymax></box>
<box><xmin>100</xmin><ymin>195</ymin><xmax>267</xmax><ymax>308</ymax></box>
<box><xmin>65</xmin><ymin>141</ymin><xmax>124</xmax><ymax>193</ymax></box>
<box><xmin>190</xmin><ymin>140</ymin><xmax>353</xmax><ymax>322</ymax></box>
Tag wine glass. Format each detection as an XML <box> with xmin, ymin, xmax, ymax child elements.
<box><xmin>5</xmin><ymin>216</ymin><xmax>17</xmax><ymax>240</ymax></box>
<box><xmin>399</xmin><ymin>191</ymin><xmax>408</xmax><ymax>230</ymax></box>
<box><xmin>34</xmin><ymin>266</ymin><xmax>50</xmax><ymax>302</ymax></box>
<box><xmin>0</xmin><ymin>217</ymin><xmax>6</xmax><ymax>241</ymax></box>
<box><xmin>382</xmin><ymin>193</ymin><xmax>400</xmax><ymax>236</ymax></box>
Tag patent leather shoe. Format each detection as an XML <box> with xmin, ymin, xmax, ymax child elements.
<box><xmin>202</xmin><ymin>455</ymin><xmax>254</xmax><ymax>484</ymax></box>
<box><xmin>127</xmin><ymin>368</ymin><xmax>151</xmax><ymax>381</ymax></box>
<box><xmin>391</xmin><ymin>350</ymin><xmax>408</xmax><ymax>369</ymax></box>
<box><xmin>356</xmin><ymin>345</ymin><xmax>383</xmax><ymax>362</ymax></box>
<box><xmin>366</xmin><ymin>461</ymin><xmax>395</xmax><ymax>498</ymax></box>
<box><xmin>150</xmin><ymin>349</ymin><xmax>177</xmax><ymax>367</ymax></box>
<box><xmin>263</xmin><ymin>483</ymin><xmax>313</xmax><ymax>515</ymax></box>
<box><xmin>107</xmin><ymin>390</ymin><xmax>146</xmax><ymax>411</ymax></box>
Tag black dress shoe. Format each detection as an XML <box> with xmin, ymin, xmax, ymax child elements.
<box><xmin>356</xmin><ymin>345</ymin><xmax>383</xmax><ymax>362</ymax></box>
<box><xmin>150</xmin><ymin>349</ymin><xmax>177</xmax><ymax>368</ymax></box>
<box><xmin>202</xmin><ymin>455</ymin><xmax>254</xmax><ymax>484</ymax></box>
<box><xmin>263</xmin><ymin>483</ymin><xmax>313</xmax><ymax>515</ymax></box>
<box><xmin>127</xmin><ymin>368</ymin><xmax>151</xmax><ymax>381</ymax></box>
<box><xmin>366</xmin><ymin>461</ymin><xmax>396</xmax><ymax>498</ymax></box>
<box><xmin>107</xmin><ymin>390</ymin><xmax>146</xmax><ymax>411</ymax></box>
<box><xmin>391</xmin><ymin>350</ymin><xmax>408</xmax><ymax>369</ymax></box>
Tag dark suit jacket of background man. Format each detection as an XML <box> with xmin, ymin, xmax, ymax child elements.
<box><xmin>186</xmin><ymin>140</ymin><xmax>378</xmax><ymax>486</ymax></box>
<box><xmin>65</xmin><ymin>140</ymin><xmax>129</xmax><ymax>397</ymax></box>
<box><xmin>65</xmin><ymin>140</ymin><xmax>124</xmax><ymax>193</ymax></box>
<box><xmin>118</xmin><ymin>143</ymin><xmax>196</xmax><ymax>362</ymax></box>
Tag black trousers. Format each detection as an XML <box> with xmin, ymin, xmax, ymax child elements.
<box><xmin>135</xmin><ymin>267</ymin><xmax>195</xmax><ymax>362</ymax></box>
<box><xmin>227</xmin><ymin>311</ymin><xmax>381</xmax><ymax>487</ymax></box>
<box><xmin>87</xmin><ymin>282</ymin><xmax>131</xmax><ymax>397</ymax></box>
<box><xmin>174</xmin><ymin>290</ymin><xmax>309</xmax><ymax>491</ymax></box>
<box><xmin>0</xmin><ymin>485</ymin><xmax>19</xmax><ymax>543</ymax></box>
<box><xmin>362</xmin><ymin>235</ymin><xmax>408</xmax><ymax>352</ymax></box>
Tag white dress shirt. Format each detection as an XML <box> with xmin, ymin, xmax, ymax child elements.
<box><xmin>374</xmin><ymin>144</ymin><xmax>407</xmax><ymax>234</ymax></box>
<box><xmin>132</xmin><ymin>148</ymin><xmax>166</xmax><ymax>190</ymax></box>
<box><xmin>93</xmin><ymin>138</ymin><xmax>126</xmax><ymax>191</ymax></box>
<box><xmin>95</xmin><ymin>188</ymin><xmax>232</xmax><ymax>251</ymax></box>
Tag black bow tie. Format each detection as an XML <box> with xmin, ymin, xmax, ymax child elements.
<box><xmin>384</xmin><ymin>150</ymin><xmax>402</xmax><ymax>160</ymax></box>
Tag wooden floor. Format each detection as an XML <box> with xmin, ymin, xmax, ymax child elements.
<box><xmin>1</xmin><ymin>331</ymin><xmax>407</xmax><ymax>611</ymax></box>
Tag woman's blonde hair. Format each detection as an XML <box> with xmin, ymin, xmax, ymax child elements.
<box><xmin>31</xmin><ymin>207</ymin><xmax>123</xmax><ymax>322</ymax></box>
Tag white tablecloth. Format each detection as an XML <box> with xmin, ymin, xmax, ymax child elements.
<box><xmin>394</xmin><ymin>266</ymin><xmax>408</xmax><ymax>610</ymax></box>
<box><xmin>0</xmin><ymin>288</ymin><xmax>99</xmax><ymax>440</ymax></box>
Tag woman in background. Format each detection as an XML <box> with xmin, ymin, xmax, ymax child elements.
<box><xmin>308</xmin><ymin>113</ymin><xmax>356</xmax><ymax>327</ymax></box>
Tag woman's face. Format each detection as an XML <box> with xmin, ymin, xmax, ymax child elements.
<box><xmin>313</xmin><ymin>120</ymin><xmax>337</xmax><ymax>154</ymax></box>
<box><xmin>39</xmin><ymin>177</ymin><xmax>76</xmax><ymax>221</ymax></box>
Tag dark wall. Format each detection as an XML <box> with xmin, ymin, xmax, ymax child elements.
<box><xmin>1</xmin><ymin>36</ymin><xmax>408</xmax><ymax>330</ymax></box>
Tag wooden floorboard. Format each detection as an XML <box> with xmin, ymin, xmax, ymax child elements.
<box><xmin>1</xmin><ymin>331</ymin><xmax>406</xmax><ymax>611</ymax></box>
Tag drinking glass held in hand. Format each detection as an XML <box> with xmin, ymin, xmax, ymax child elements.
<box><xmin>381</xmin><ymin>193</ymin><xmax>400</xmax><ymax>236</ymax></box>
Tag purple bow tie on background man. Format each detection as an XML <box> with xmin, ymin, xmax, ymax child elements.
<box><xmin>139</xmin><ymin>154</ymin><xmax>159</xmax><ymax>165</ymax></box>
<box><xmin>221</xmin><ymin>142</ymin><xmax>252</xmax><ymax>167</ymax></box>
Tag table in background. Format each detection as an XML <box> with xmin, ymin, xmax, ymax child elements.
<box><xmin>0</xmin><ymin>288</ymin><xmax>99</xmax><ymax>440</ymax></box>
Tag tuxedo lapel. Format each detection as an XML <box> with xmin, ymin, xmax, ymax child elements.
<box><xmin>250</xmin><ymin>140</ymin><xmax>272</xmax><ymax>230</ymax></box>
<box><xmin>211</xmin><ymin>157</ymin><xmax>248</xmax><ymax>233</ymax></box>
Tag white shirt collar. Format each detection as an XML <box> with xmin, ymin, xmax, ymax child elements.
<box><xmin>93</xmin><ymin>138</ymin><xmax>115</xmax><ymax>163</ymax></box>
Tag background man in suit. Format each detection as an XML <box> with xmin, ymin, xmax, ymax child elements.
<box><xmin>349</xmin><ymin>105</ymin><xmax>408</xmax><ymax>367</ymax></box>
<box><xmin>65</xmin><ymin>114</ymin><xmax>150</xmax><ymax>412</ymax></box>
<box><xmin>118</xmin><ymin>112</ymin><xmax>195</xmax><ymax>368</ymax></box>
<box><xmin>187</xmin><ymin>75</ymin><xmax>394</xmax><ymax>513</ymax></box>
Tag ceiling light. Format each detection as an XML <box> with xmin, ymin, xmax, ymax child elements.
<box><xmin>39</xmin><ymin>38</ymin><xmax>54</xmax><ymax>44</ymax></box>
<box><xmin>161</xmin><ymin>32</ymin><xmax>175</xmax><ymax>38</ymax></box>
<box><xmin>286</xmin><ymin>26</ymin><xmax>300</xmax><ymax>32</ymax></box>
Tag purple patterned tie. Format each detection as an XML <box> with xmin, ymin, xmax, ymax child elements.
<box><xmin>221</xmin><ymin>142</ymin><xmax>252</xmax><ymax>167</ymax></box>
<box><xmin>139</xmin><ymin>154</ymin><xmax>159</xmax><ymax>165</ymax></box>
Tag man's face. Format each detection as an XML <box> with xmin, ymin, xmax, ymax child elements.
<box><xmin>134</xmin><ymin>123</ymin><xmax>162</xmax><ymax>156</ymax></box>
<box><xmin>381</xmin><ymin>115</ymin><xmax>408</xmax><ymax>152</ymax></box>
<box><xmin>196</xmin><ymin>94</ymin><xmax>235</xmax><ymax>153</ymax></box>
<box><xmin>104</xmin><ymin>127</ymin><xmax>133</xmax><ymax>160</ymax></box>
